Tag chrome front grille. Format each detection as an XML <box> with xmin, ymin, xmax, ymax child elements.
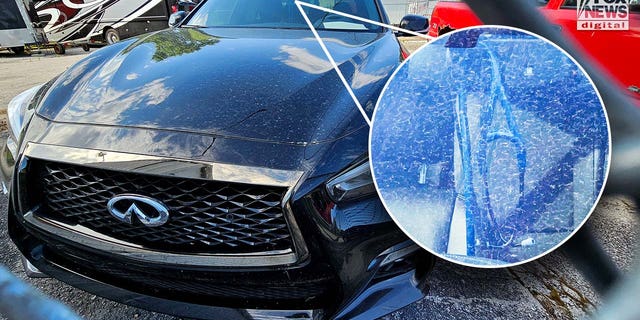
<box><xmin>32</xmin><ymin>160</ymin><xmax>294</xmax><ymax>254</ymax></box>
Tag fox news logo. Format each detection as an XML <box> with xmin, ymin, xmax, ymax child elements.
<box><xmin>577</xmin><ymin>0</ymin><xmax>629</xmax><ymax>30</ymax></box>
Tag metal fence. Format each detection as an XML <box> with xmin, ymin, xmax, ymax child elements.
<box><xmin>0</xmin><ymin>265</ymin><xmax>80</xmax><ymax>320</ymax></box>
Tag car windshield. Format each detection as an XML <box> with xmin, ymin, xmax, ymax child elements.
<box><xmin>184</xmin><ymin>0</ymin><xmax>383</xmax><ymax>31</ymax></box>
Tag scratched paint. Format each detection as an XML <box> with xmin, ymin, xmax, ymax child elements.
<box><xmin>369</xmin><ymin>26</ymin><xmax>609</xmax><ymax>268</ymax></box>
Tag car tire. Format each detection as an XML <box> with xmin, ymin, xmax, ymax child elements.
<box><xmin>82</xmin><ymin>44</ymin><xmax>90</xmax><ymax>52</ymax></box>
<box><xmin>11</xmin><ymin>46</ymin><xmax>25</xmax><ymax>55</ymax></box>
<box><xmin>53</xmin><ymin>44</ymin><xmax>65</xmax><ymax>55</ymax></box>
<box><xmin>105</xmin><ymin>29</ymin><xmax>120</xmax><ymax>45</ymax></box>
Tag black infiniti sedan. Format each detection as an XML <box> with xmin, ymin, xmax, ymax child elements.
<box><xmin>0</xmin><ymin>0</ymin><xmax>434</xmax><ymax>319</ymax></box>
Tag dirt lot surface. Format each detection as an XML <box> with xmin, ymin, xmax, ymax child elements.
<box><xmin>0</xmin><ymin>44</ymin><xmax>639</xmax><ymax>320</ymax></box>
<box><xmin>0</xmin><ymin>48</ymin><xmax>88</xmax><ymax>131</ymax></box>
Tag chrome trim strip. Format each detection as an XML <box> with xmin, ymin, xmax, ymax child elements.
<box><xmin>22</xmin><ymin>142</ymin><xmax>303</xmax><ymax>187</ymax></box>
<box><xmin>21</xmin><ymin>255</ymin><xmax>48</xmax><ymax>278</ymax></box>
<box><xmin>24</xmin><ymin>210</ymin><xmax>299</xmax><ymax>267</ymax></box>
<box><xmin>245</xmin><ymin>309</ymin><xmax>322</xmax><ymax>320</ymax></box>
<box><xmin>281</xmin><ymin>187</ymin><xmax>309</xmax><ymax>262</ymax></box>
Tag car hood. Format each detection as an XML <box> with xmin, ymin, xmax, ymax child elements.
<box><xmin>37</xmin><ymin>27</ymin><xmax>400</xmax><ymax>145</ymax></box>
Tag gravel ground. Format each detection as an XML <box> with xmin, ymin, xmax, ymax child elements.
<box><xmin>0</xmin><ymin>48</ymin><xmax>89</xmax><ymax>110</ymax></box>
<box><xmin>0</xmin><ymin>45</ymin><xmax>639</xmax><ymax>320</ymax></box>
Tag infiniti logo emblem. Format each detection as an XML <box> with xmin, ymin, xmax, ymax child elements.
<box><xmin>107</xmin><ymin>194</ymin><xmax>170</xmax><ymax>227</ymax></box>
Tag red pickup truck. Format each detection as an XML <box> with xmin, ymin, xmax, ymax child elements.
<box><xmin>428</xmin><ymin>0</ymin><xmax>640</xmax><ymax>104</ymax></box>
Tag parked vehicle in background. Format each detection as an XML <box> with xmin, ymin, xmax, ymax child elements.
<box><xmin>0</xmin><ymin>0</ymin><xmax>44</xmax><ymax>54</ymax></box>
<box><xmin>33</xmin><ymin>0</ymin><xmax>172</xmax><ymax>45</ymax></box>
<box><xmin>429</xmin><ymin>0</ymin><xmax>640</xmax><ymax>104</ymax></box>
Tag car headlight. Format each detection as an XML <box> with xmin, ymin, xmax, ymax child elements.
<box><xmin>6</xmin><ymin>84</ymin><xmax>43</xmax><ymax>155</ymax></box>
<box><xmin>326</xmin><ymin>162</ymin><xmax>376</xmax><ymax>202</ymax></box>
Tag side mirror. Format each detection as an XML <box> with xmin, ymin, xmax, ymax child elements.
<box><xmin>178</xmin><ymin>0</ymin><xmax>197</xmax><ymax>12</ymax></box>
<box><xmin>398</xmin><ymin>14</ymin><xmax>429</xmax><ymax>36</ymax></box>
<box><xmin>169</xmin><ymin>11</ymin><xmax>187</xmax><ymax>27</ymax></box>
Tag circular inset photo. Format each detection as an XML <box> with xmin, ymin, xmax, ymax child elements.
<box><xmin>369</xmin><ymin>26</ymin><xmax>610</xmax><ymax>268</ymax></box>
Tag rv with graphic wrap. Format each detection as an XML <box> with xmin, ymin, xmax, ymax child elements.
<box><xmin>34</xmin><ymin>0</ymin><xmax>171</xmax><ymax>44</ymax></box>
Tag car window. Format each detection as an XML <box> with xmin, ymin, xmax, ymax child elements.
<box><xmin>185</xmin><ymin>0</ymin><xmax>383</xmax><ymax>31</ymax></box>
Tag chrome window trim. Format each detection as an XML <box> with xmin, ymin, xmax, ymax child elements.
<box><xmin>19</xmin><ymin>142</ymin><xmax>309</xmax><ymax>267</ymax></box>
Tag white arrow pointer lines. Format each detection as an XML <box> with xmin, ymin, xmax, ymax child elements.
<box><xmin>294</xmin><ymin>1</ymin><xmax>433</xmax><ymax>126</ymax></box>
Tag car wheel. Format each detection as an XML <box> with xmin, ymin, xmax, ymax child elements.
<box><xmin>105</xmin><ymin>29</ymin><xmax>120</xmax><ymax>44</ymax></box>
<box><xmin>11</xmin><ymin>46</ymin><xmax>25</xmax><ymax>55</ymax></box>
<box><xmin>53</xmin><ymin>44</ymin><xmax>65</xmax><ymax>55</ymax></box>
